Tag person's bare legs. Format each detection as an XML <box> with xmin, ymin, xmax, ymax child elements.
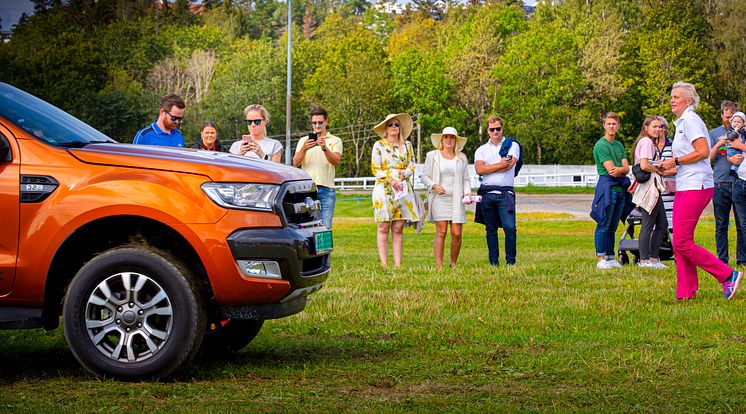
<box><xmin>391</xmin><ymin>220</ymin><xmax>406</xmax><ymax>267</ymax></box>
<box><xmin>450</xmin><ymin>223</ymin><xmax>463</xmax><ymax>268</ymax></box>
<box><xmin>377</xmin><ymin>221</ymin><xmax>391</xmax><ymax>267</ymax></box>
<box><xmin>434</xmin><ymin>221</ymin><xmax>448</xmax><ymax>269</ymax></box>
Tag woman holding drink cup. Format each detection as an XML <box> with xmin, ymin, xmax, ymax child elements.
<box><xmin>420</xmin><ymin>127</ymin><xmax>474</xmax><ymax>269</ymax></box>
<box><xmin>229</xmin><ymin>104</ymin><xmax>283</xmax><ymax>162</ymax></box>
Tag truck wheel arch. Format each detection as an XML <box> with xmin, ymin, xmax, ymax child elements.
<box><xmin>43</xmin><ymin>215</ymin><xmax>213</xmax><ymax>330</ymax></box>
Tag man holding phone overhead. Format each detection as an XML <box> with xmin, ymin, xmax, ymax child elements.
<box><xmin>474</xmin><ymin>115</ymin><xmax>520</xmax><ymax>266</ymax></box>
<box><xmin>293</xmin><ymin>108</ymin><xmax>343</xmax><ymax>229</ymax></box>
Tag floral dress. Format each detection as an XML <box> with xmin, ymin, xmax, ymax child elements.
<box><xmin>371</xmin><ymin>139</ymin><xmax>419</xmax><ymax>222</ymax></box>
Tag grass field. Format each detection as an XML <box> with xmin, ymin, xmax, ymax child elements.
<box><xmin>1</xmin><ymin>196</ymin><xmax>745</xmax><ymax>413</ymax></box>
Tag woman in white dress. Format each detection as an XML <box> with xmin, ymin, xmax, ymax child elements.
<box><xmin>420</xmin><ymin>127</ymin><xmax>472</xmax><ymax>269</ymax></box>
<box><xmin>229</xmin><ymin>104</ymin><xmax>283</xmax><ymax>162</ymax></box>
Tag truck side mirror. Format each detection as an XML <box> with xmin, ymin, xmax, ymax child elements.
<box><xmin>0</xmin><ymin>134</ymin><xmax>10</xmax><ymax>162</ymax></box>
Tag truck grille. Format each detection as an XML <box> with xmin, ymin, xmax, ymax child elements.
<box><xmin>279</xmin><ymin>180</ymin><xmax>322</xmax><ymax>228</ymax></box>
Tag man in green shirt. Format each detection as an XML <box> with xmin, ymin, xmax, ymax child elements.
<box><xmin>593</xmin><ymin>112</ymin><xmax>630</xmax><ymax>269</ymax></box>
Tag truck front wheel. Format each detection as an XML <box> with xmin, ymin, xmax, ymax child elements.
<box><xmin>63</xmin><ymin>246</ymin><xmax>205</xmax><ymax>380</ymax></box>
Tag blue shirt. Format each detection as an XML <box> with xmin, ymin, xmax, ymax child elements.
<box><xmin>709</xmin><ymin>125</ymin><xmax>733</xmax><ymax>184</ymax></box>
<box><xmin>133</xmin><ymin>120</ymin><xmax>185</xmax><ymax>147</ymax></box>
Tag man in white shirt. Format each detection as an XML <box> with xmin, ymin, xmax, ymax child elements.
<box><xmin>474</xmin><ymin>115</ymin><xmax>520</xmax><ymax>266</ymax></box>
<box><xmin>293</xmin><ymin>108</ymin><xmax>343</xmax><ymax>229</ymax></box>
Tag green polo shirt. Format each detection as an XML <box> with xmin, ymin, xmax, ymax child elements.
<box><xmin>593</xmin><ymin>137</ymin><xmax>626</xmax><ymax>176</ymax></box>
<box><xmin>593</xmin><ymin>137</ymin><xmax>627</xmax><ymax>192</ymax></box>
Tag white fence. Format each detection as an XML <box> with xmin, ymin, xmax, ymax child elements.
<box><xmin>334</xmin><ymin>164</ymin><xmax>599</xmax><ymax>191</ymax></box>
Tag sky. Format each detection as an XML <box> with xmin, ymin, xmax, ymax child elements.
<box><xmin>0</xmin><ymin>0</ymin><xmax>34</xmax><ymax>31</ymax></box>
<box><xmin>0</xmin><ymin>0</ymin><xmax>537</xmax><ymax>32</ymax></box>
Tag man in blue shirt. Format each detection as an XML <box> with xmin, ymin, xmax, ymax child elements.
<box><xmin>133</xmin><ymin>93</ymin><xmax>186</xmax><ymax>147</ymax></box>
<box><xmin>708</xmin><ymin>100</ymin><xmax>744</xmax><ymax>264</ymax></box>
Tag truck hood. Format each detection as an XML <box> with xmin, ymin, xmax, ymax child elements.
<box><xmin>69</xmin><ymin>143</ymin><xmax>310</xmax><ymax>183</ymax></box>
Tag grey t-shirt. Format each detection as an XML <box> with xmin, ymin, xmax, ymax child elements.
<box><xmin>709</xmin><ymin>125</ymin><xmax>734</xmax><ymax>184</ymax></box>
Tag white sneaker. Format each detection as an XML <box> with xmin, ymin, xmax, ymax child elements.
<box><xmin>637</xmin><ymin>261</ymin><xmax>653</xmax><ymax>268</ymax></box>
<box><xmin>608</xmin><ymin>259</ymin><xmax>622</xmax><ymax>268</ymax></box>
<box><xmin>597</xmin><ymin>260</ymin><xmax>614</xmax><ymax>270</ymax></box>
<box><xmin>650</xmin><ymin>261</ymin><xmax>668</xmax><ymax>269</ymax></box>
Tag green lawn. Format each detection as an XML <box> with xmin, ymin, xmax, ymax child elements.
<box><xmin>1</xmin><ymin>197</ymin><xmax>745</xmax><ymax>413</ymax></box>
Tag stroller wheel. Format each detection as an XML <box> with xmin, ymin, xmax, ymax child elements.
<box><xmin>618</xmin><ymin>251</ymin><xmax>629</xmax><ymax>266</ymax></box>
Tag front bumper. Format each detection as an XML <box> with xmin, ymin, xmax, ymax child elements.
<box><xmin>226</xmin><ymin>226</ymin><xmax>331</xmax><ymax>293</ymax></box>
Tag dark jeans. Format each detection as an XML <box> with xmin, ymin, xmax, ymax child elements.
<box><xmin>732</xmin><ymin>179</ymin><xmax>746</xmax><ymax>264</ymax></box>
<box><xmin>639</xmin><ymin>195</ymin><xmax>668</xmax><ymax>260</ymax></box>
<box><xmin>594</xmin><ymin>190</ymin><xmax>625</xmax><ymax>259</ymax></box>
<box><xmin>714</xmin><ymin>182</ymin><xmax>745</xmax><ymax>264</ymax></box>
<box><xmin>480</xmin><ymin>191</ymin><xmax>517</xmax><ymax>265</ymax></box>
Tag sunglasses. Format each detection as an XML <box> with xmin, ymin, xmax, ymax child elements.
<box><xmin>311</xmin><ymin>121</ymin><xmax>325</xmax><ymax>126</ymax></box>
<box><xmin>488</xmin><ymin>127</ymin><xmax>502</xmax><ymax>132</ymax></box>
<box><xmin>387</xmin><ymin>122</ymin><xmax>400</xmax><ymax>128</ymax></box>
<box><xmin>245</xmin><ymin>119</ymin><xmax>263</xmax><ymax>126</ymax></box>
<box><xmin>164</xmin><ymin>110</ymin><xmax>183</xmax><ymax>123</ymax></box>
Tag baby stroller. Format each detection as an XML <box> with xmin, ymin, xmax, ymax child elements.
<box><xmin>617</xmin><ymin>193</ymin><xmax>675</xmax><ymax>265</ymax></box>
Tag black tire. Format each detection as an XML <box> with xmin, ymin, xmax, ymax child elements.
<box><xmin>618</xmin><ymin>251</ymin><xmax>629</xmax><ymax>265</ymax></box>
<box><xmin>200</xmin><ymin>318</ymin><xmax>263</xmax><ymax>354</ymax></box>
<box><xmin>63</xmin><ymin>246</ymin><xmax>205</xmax><ymax>380</ymax></box>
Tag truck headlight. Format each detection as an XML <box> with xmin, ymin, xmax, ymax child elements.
<box><xmin>201</xmin><ymin>183</ymin><xmax>280</xmax><ymax>211</ymax></box>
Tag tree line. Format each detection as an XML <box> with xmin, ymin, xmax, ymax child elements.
<box><xmin>1</xmin><ymin>0</ymin><xmax>744</xmax><ymax>176</ymax></box>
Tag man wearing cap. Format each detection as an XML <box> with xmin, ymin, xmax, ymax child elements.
<box><xmin>708</xmin><ymin>100</ymin><xmax>745</xmax><ymax>265</ymax></box>
<box><xmin>133</xmin><ymin>93</ymin><xmax>186</xmax><ymax>147</ymax></box>
<box><xmin>474</xmin><ymin>115</ymin><xmax>520</xmax><ymax>266</ymax></box>
<box><xmin>293</xmin><ymin>108</ymin><xmax>343</xmax><ymax>229</ymax></box>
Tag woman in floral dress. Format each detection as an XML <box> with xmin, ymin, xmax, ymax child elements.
<box><xmin>371</xmin><ymin>113</ymin><xmax>419</xmax><ymax>267</ymax></box>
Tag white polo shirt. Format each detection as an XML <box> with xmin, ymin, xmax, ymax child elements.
<box><xmin>672</xmin><ymin>106</ymin><xmax>713</xmax><ymax>191</ymax></box>
<box><xmin>474</xmin><ymin>139</ymin><xmax>520</xmax><ymax>187</ymax></box>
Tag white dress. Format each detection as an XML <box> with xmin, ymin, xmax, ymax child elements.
<box><xmin>431</xmin><ymin>154</ymin><xmax>458</xmax><ymax>222</ymax></box>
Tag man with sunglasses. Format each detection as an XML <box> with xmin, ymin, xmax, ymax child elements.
<box><xmin>293</xmin><ymin>108</ymin><xmax>342</xmax><ymax>229</ymax></box>
<box><xmin>133</xmin><ymin>93</ymin><xmax>186</xmax><ymax>147</ymax></box>
<box><xmin>474</xmin><ymin>115</ymin><xmax>520</xmax><ymax>266</ymax></box>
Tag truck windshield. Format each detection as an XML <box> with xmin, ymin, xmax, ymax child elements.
<box><xmin>0</xmin><ymin>82</ymin><xmax>116</xmax><ymax>147</ymax></box>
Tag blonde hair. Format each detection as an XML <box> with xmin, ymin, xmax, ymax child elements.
<box><xmin>244</xmin><ymin>104</ymin><xmax>269</xmax><ymax>136</ymax></box>
<box><xmin>383</xmin><ymin>115</ymin><xmax>406</xmax><ymax>147</ymax></box>
<box><xmin>671</xmin><ymin>82</ymin><xmax>700</xmax><ymax>109</ymax></box>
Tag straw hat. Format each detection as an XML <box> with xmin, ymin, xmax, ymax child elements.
<box><xmin>431</xmin><ymin>126</ymin><xmax>467</xmax><ymax>151</ymax></box>
<box><xmin>372</xmin><ymin>113</ymin><xmax>414</xmax><ymax>140</ymax></box>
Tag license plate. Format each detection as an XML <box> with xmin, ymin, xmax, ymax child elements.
<box><xmin>314</xmin><ymin>230</ymin><xmax>333</xmax><ymax>254</ymax></box>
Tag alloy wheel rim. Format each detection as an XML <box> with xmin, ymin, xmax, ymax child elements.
<box><xmin>84</xmin><ymin>272</ymin><xmax>173</xmax><ymax>363</ymax></box>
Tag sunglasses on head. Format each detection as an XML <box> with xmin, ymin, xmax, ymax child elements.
<box><xmin>488</xmin><ymin>127</ymin><xmax>502</xmax><ymax>132</ymax></box>
<box><xmin>245</xmin><ymin>119</ymin><xmax>263</xmax><ymax>126</ymax></box>
<box><xmin>311</xmin><ymin>121</ymin><xmax>325</xmax><ymax>126</ymax></box>
<box><xmin>163</xmin><ymin>109</ymin><xmax>183</xmax><ymax>123</ymax></box>
<box><xmin>387</xmin><ymin>122</ymin><xmax>400</xmax><ymax>128</ymax></box>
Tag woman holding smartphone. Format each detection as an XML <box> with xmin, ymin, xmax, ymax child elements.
<box><xmin>631</xmin><ymin>116</ymin><xmax>668</xmax><ymax>268</ymax></box>
<box><xmin>229</xmin><ymin>104</ymin><xmax>283</xmax><ymax>162</ymax></box>
<box><xmin>420</xmin><ymin>127</ymin><xmax>472</xmax><ymax>269</ymax></box>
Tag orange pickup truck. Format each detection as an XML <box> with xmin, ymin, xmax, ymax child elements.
<box><xmin>0</xmin><ymin>82</ymin><xmax>332</xmax><ymax>380</ymax></box>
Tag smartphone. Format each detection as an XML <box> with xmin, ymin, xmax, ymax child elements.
<box><xmin>506</xmin><ymin>155</ymin><xmax>513</xmax><ymax>160</ymax></box>
<box><xmin>242</xmin><ymin>134</ymin><xmax>252</xmax><ymax>143</ymax></box>
<box><xmin>308</xmin><ymin>132</ymin><xmax>318</xmax><ymax>142</ymax></box>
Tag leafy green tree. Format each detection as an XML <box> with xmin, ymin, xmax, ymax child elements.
<box><xmin>202</xmin><ymin>38</ymin><xmax>286</xmax><ymax>144</ymax></box>
<box><xmin>302</xmin><ymin>13</ymin><xmax>391</xmax><ymax>176</ymax></box>
<box><xmin>493</xmin><ymin>19</ymin><xmax>593</xmax><ymax>164</ymax></box>
<box><xmin>443</xmin><ymin>4</ymin><xmax>527</xmax><ymax>142</ymax></box>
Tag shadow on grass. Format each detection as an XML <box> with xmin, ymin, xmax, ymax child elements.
<box><xmin>0</xmin><ymin>332</ymin><xmax>403</xmax><ymax>383</ymax></box>
<box><xmin>183</xmin><ymin>334</ymin><xmax>404</xmax><ymax>380</ymax></box>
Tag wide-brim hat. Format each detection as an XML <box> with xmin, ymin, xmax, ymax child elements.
<box><xmin>372</xmin><ymin>113</ymin><xmax>414</xmax><ymax>140</ymax></box>
<box><xmin>431</xmin><ymin>126</ymin><xmax>467</xmax><ymax>151</ymax></box>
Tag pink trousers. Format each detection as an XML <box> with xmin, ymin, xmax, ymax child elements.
<box><xmin>673</xmin><ymin>188</ymin><xmax>733</xmax><ymax>298</ymax></box>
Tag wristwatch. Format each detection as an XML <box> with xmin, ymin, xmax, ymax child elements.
<box><xmin>675</xmin><ymin>157</ymin><xmax>680</xmax><ymax>166</ymax></box>
<box><xmin>321</xmin><ymin>146</ymin><xmax>328</xmax><ymax>152</ymax></box>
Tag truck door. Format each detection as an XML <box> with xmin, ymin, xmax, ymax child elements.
<box><xmin>0</xmin><ymin>126</ymin><xmax>19</xmax><ymax>295</ymax></box>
